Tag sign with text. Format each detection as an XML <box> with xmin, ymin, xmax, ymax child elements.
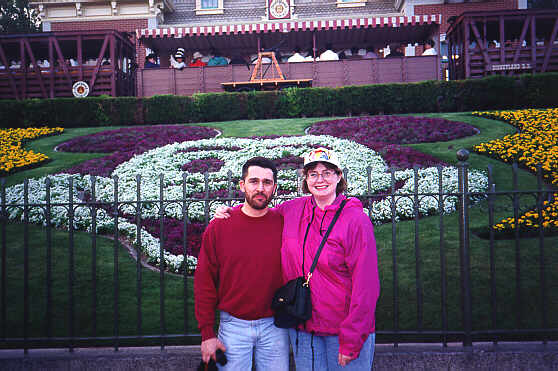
<box><xmin>268</xmin><ymin>0</ymin><xmax>291</xmax><ymax>20</ymax></box>
<box><xmin>491</xmin><ymin>63</ymin><xmax>532</xmax><ymax>71</ymax></box>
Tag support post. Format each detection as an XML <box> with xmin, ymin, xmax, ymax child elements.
<box><xmin>457</xmin><ymin>149</ymin><xmax>472</xmax><ymax>347</ymax></box>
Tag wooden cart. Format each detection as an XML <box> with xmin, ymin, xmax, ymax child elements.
<box><xmin>221</xmin><ymin>51</ymin><xmax>312</xmax><ymax>92</ymax></box>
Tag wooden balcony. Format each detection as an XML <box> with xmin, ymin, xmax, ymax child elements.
<box><xmin>138</xmin><ymin>56</ymin><xmax>440</xmax><ymax>97</ymax></box>
<box><xmin>0</xmin><ymin>30</ymin><xmax>135</xmax><ymax>99</ymax></box>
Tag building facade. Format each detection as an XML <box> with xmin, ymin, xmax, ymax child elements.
<box><xmin>31</xmin><ymin>0</ymin><xmax>523</xmax><ymax>64</ymax></box>
<box><xmin>15</xmin><ymin>0</ymin><xmax>523</xmax><ymax>97</ymax></box>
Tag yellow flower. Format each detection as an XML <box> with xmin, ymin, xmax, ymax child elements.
<box><xmin>0</xmin><ymin>127</ymin><xmax>64</xmax><ymax>176</ymax></box>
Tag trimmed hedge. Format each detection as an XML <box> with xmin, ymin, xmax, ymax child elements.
<box><xmin>2</xmin><ymin>73</ymin><xmax>557</xmax><ymax>128</ymax></box>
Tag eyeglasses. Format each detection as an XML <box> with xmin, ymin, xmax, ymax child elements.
<box><xmin>306</xmin><ymin>170</ymin><xmax>337</xmax><ymax>181</ymax></box>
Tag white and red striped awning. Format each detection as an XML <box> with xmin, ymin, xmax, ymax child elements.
<box><xmin>137</xmin><ymin>14</ymin><xmax>442</xmax><ymax>39</ymax></box>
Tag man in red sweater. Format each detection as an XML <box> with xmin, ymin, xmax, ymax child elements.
<box><xmin>194</xmin><ymin>157</ymin><xmax>289</xmax><ymax>370</ymax></box>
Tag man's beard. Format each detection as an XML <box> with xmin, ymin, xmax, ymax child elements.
<box><xmin>245</xmin><ymin>191</ymin><xmax>273</xmax><ymax>210</ymax></box>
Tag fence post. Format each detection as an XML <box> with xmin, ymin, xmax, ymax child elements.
<box><xmin>0</xmin><ymin>178</ymin><xmax>5</xmax><ymax>342</ymax></box>
<box><xmin>457</xmin><ymin>149</ymin><xmax>472</xmax><ymax>347</ymax></box>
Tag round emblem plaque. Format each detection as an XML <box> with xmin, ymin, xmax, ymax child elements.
<box><xmin>72</xmin><ymin>81</ymin><xmax>90</xmax><ymax>98</ymax></box>
<box><xmin>269</xmin><ymin>0</ymin><xmax>289</xmax><ymax>19</ymax></box>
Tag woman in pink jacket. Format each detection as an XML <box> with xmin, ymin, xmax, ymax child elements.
<box><xmin>216</xmin><ymin>147</ymin><xmax>380</xmax><ymax>370</ymax></box>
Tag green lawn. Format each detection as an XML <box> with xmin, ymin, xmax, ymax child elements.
<box><xmin>2</xmin><ymin>113</ymin><xmax>557</xmax><ymax>345</ymax></box>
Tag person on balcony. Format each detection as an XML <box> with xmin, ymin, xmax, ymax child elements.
<box><xmin>317</xmin><ymin>43</ymin><xmax>339</xmax><ymax>61</ymax></box>
<box><xmin>251</xmin><ymin>53</ymin><xmax>272</xmax><ymax>64</ymax></box>
<box><xmin>207</xmin><ymin>49</ymin><xmax>229</xmax><ymax>66</ymax></box>
<box><xmin>387</xmin><ymin>43</ymin><xmax>404</xmax><ymax>58</ymax></box>
<box><xmin>170</xmin><ymin>52</ymin><xmax>186</xmax><ymax>70</ymax></box>
<box><xmin>144</xmin><ymin>54</ymin><xmax>159</xmax><ymax>68</ymax></box>
<box><xmin>364</xmin><ymin>46</ymin><xmax>378</xmax><ymax>59</ymax></box>
<box><xmin>288</xmin><ymin>47</ymin><xmax>306</xmax><ymax>63</ymax></box>
<box><xmin>189</xmin><ymin>51</ymin><xmax>207</xmax><ymax>67</ymax></box>
<box><xmin>348</xmin><ymin>47</ymin><xmax>362</xmax><ymax>60</ymax></box>
<box><xmin>422</xmin><ymin>39</ymin><xmax>437</xmax><ymax>56</ymax></box>
<box><xmin>304</xmin><ymin>48</ymin><xmax>315</xmax><ymax>62</ymax></box>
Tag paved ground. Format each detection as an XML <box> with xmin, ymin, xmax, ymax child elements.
<box><xmin>1</xmin><ymin>342</ymin><xmax>557</xmax><ymax>370</ymax></box>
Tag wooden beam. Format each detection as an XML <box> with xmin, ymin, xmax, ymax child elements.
<box><xmin>137</xmin><ymin>68</ymin><xmax>143</xmax><ymax>97</ymax></box>
<box><xmin>110</xmin><ymin>33</ymin><xmax>116</xmax><ymax>96</ymax></box>
<box><xmin>470</xmin><ymin>22</ymin><xmax>493</xmax><ymax>73</ymax></box>
<box><xmin>504</xmin><ymin>15</ymin><xmax>506</xmax><ymax>64</ymax></box>
<box><xmin>23</xmin><ymin>38</ymin><xmax>48</xmax><ymax>98</ymax></box>
<box><xmin>531</xmin><ymin>14</ymin><xmax>537</xmax><ymax>73</ymax></box>
<box><xmin>78</xmin><ymin>35</ymin><xmax>83</xmax><ymax>82</ymax></box>
<box><xmin>49</xmin><ymin>37</ymin><xmax>54</xmax><ymax>98</ymax></box>
<box><xmin>541</xmin><ymin>17</ymin><xmax>558</xmax><ymax>73</ymax></box>
<box><xmin>89</xmin><ymin>34</ymin><xmax>110</xmax><ymax>94</ymax></box>
<box><xmin>0</xmin><ymin>43</ymin><xmax>20</xmax><ymax>100</ymax></box>
<box><xmin>509</xmin><ymin>15</ymin><xmax>532</xmax><ymax>76</ymax></box>
<box><xmin>52</xmin><ymin>37</ymin><xmax>73</xmax><ymax>89</ymax></box>
<box><xmin>464</xmin><ymin>20</ymin><xmax>470</xmax><ymax>79</ymax></box>
<box><xmin>20</xmin><ymin>39</ymin><xmax>26</xmax><ymax>98</ymax></box>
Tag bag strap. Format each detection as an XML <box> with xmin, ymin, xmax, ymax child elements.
<box><xmin>304</xmin><ymin>199</ymin><xmax>348</xmax><ymax>285</ymax></box>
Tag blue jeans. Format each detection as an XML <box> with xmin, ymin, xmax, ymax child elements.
<box><xmin>217</xmin><ymin>311</ymin><xmax>289</xmax><ymax>371</ymax></box>
<box><xmin>289</xmin><ymin>329</ymin><xmax>375</xmax><ymax>371</ymax></box>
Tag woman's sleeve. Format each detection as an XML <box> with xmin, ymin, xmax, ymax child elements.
<box><xmin>337</xmin><ymin>212</ymin><xmax>380</xmax><ymax>358</ymax></box>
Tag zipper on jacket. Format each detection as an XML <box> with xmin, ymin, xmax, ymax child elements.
<box><xmin>319</xmin><ymin>210</ymin><xmax>328</xmax><ymax>236</ymax></box>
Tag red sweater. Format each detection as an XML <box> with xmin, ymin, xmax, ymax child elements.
<box><xmin>188</xmin><ymin>60</ymin><xmax>207</xmax><ymax>67</ymax></box>
<box><xmin>194</xmin><ymin>207</ymin><xmax>284</xmax><ymax>340</ymax></box>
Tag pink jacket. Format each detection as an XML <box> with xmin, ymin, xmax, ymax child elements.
<box><xmin>277</xmin><ymin>194</ymin><xmax>380</xmax><ymax>358</ymax></box>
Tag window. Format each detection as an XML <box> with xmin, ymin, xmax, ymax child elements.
<box><xmin>337</xmin><ymin>0</ymin><xmax>366</xmax><ymax>8</ymax></box>
<box><xmin>202</xmin><ymin>0</ymin><xmax>218</xmax><ymax>8</ymax></box>
<box><xmin>195</xmin><ymin>0</ymin><xmax>223</xmax><ymax>14</ymax></box>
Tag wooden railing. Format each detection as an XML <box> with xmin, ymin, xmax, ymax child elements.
<box><xmin>0</xmin><ymin>66</ymin><xmax>134</xmax><ymax>99</ymax></box>
<box><xmin>138</xmin><ymin>56</ymin><xmax>440</xmax><ymax>97</ymax></box>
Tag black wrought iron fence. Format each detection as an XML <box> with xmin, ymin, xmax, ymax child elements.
<box><xmin>1</xmin><ymin>152</ymin><xmax>557</xmax><ymax>352</ymax></box>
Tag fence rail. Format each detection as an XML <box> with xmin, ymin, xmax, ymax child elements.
<box><xmin>1</xmin><ymin>153</ymin><xmax>557</xmax><ymax>352</ymax></box>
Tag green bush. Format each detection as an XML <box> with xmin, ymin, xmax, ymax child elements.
<box><xmin>1</xmin><ymin>72</ymin><xmax>557</xmax><ymax>128</ymax></box>
<box><xmin>143</xmin><ymin>95</ymin><xmax>194</xmax><ymax>124</ymax></box>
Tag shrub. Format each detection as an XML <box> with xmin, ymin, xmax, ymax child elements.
<box><xmin>2</xmin><ymin>73</ymin><xmax>558</xmax><ymax>127</ymax></box>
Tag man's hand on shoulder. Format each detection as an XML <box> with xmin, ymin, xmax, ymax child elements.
<box><xmin>201</xmin><ymin>337</ymin><xmax>226</xmax><ymax>363</ymax></box>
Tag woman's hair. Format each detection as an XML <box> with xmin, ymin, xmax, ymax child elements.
<box><xmin>301</xmin><ymin>162</ymin><xmax>347</xmax><ymax>195</ymax></box>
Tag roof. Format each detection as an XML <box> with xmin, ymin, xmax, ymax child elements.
<box><xmin>138</xmin><ymin>14</ymin><xmax>442</xmax><ymax>39</ymax></box>
<box><xmin>447</xmin><ymin>8</ymin><xmax>558</xmax><ymax>36</ymax></box>
<box><xmin>163</xmin><ymin>0</ymin><xmax>398</xmax><ymax>26</ymax></box>
<box><xmin>138</xmin><ymin>14</ymin><xmax>441</xmax><ymax>55</ymax></box>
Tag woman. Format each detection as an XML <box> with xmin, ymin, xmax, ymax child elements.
<box><xmin>216</xmin><ymin>148</ymin><xmax>380</xmax><ymax>370</ymax></box>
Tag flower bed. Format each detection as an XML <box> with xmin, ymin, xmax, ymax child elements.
<box><xmin>60</xmin><ymin>125</ymin><xmax>218</xmax><ymax>176</ymax></box>
<box><xmin>0</xmin><ymin>127</ymin><xmax>64</xmax><ymax>175</ymax></box>
<box><xmin>473</xmin><ymin>108</ymin><xmax>558</xmax><ymax>235</ymax></box>
<box><xmin>308</xmin><ymin>116</ymin><xmax>477</xmax><ymax>168</ymax></box>
<box><xmin>6</xmin><ymin>135</ymin><xmax>488</xmax><ymax>273</ymax></box>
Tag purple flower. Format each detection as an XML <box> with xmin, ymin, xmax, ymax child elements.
<box><xmin>306</xmin><ymin>116</ymin><xmax>471</xmax><ymax>168</ymax></box>
<box><xmin>59</xmin><ymin>125</ymin><xmax>217</xmax><ymax>176</ymax></box>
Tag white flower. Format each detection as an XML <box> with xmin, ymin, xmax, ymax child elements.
<box><xmin>5</xmin><ymin>136</ymin><xmax>488</xmax><ymax>272</ymax></box>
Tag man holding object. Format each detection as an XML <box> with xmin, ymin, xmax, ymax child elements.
<box><xmin>194</xmin><ymin>157</ymin><xmax>289</xmax><ymax>370</ymax></box>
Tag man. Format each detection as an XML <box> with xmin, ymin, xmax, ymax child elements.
<box><xmin>144</xmin><ymin>53</ymin><xmax>159</xmax><ymax>68</ymax></box>
<box><xmin>194</xmin><ymin>157</ymin><xmax>289</xmax><ymax>371</ymax></box>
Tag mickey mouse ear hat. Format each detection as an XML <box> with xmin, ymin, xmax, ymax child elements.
<box><xmin>303</xmin><ymin>147</ymin><xmax>341</xmax><ymax>169</ymax></box>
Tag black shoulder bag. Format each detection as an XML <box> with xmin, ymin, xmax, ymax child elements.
<box><xmin>271</xmin><ymin>199</ymin><xmax>348</xmax><ymax>329</ymax></box>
